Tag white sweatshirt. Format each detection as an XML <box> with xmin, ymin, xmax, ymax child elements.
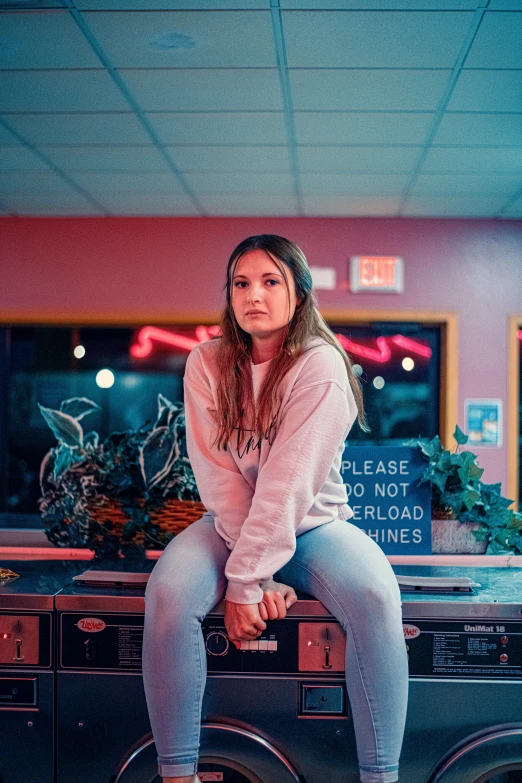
<box><xmin>183</xmin><ymin>335</ymin><xmax>358</xmax><ymax>604</ymax></box>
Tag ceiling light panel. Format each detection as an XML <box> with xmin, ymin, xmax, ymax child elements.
<box><xmin>83</xmin><ymin>11</ymin><xmax>277</xmax><ymax>68</ymax></box>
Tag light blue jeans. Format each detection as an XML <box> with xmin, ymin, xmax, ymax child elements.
<box><xmin>142</xmin><ymin>513</ymin><xmax>409</xmax><ymax>783</ymax></box>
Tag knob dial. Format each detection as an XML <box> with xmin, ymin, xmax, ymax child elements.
<box><xmin>205</xmin><ymin>631</ymin><xmax>229</xmax><ymax>656</ymax></box>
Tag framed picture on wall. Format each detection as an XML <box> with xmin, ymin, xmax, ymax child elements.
<box><xmin>464</xmin><ymin>398</ymin><xmax>502</xmax><ymax>448</ymax></box>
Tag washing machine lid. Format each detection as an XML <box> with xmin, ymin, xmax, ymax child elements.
<box><xmin>0</xmin><ymin>559</ymin><xmax>91</xmax><ymax>610</ymax></box>
<box><xmin>394</xmin><ymin>565</ymin><xmax>522</xmax><ymax>620</ymax></box>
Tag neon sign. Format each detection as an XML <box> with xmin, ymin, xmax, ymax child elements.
<box><xmin>130</xmin><ymin>326</ymin><xmax>431</xmax><ymax>364</ymax></box>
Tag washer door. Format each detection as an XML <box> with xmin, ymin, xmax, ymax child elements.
<box><xmin>429</xmin><ymin>726</ymin><xmax>522</xmax><ymax>783</ymax></box>
<box><xmin>110</xmin><ymin>721</ymin><xmax>302</xmax><ymax>783</ymax></box>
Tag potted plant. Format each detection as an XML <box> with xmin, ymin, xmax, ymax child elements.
<box><xmin>38</xmin><ymin>394</ymin><xmax>206</xmax><ymax>561</ymax></box>
<box><xmin>405</xmin><ymin>426</ymin><xmax>522</xmax><ymax>555</ymax></box>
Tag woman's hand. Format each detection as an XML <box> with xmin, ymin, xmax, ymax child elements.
<box><xmin>225</xmin><ymin>600</ymin><xmax>267</xmax><ymax>650</ymax></box>
<box><xmin>258</xmin><ymin>579</ymin><xmax>298</xmax><ymax>621</ymax></box>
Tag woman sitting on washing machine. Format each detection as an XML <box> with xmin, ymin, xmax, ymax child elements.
<box><xmin>142</xmin><ymin>234</ymin><xmax>409</xmax><ymax>783</ymax></box>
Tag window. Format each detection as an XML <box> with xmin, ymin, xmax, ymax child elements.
<box><xmin>0</xmin><ymin>321</ymin><xmax>441</xmax><ymax>529</ymax></box>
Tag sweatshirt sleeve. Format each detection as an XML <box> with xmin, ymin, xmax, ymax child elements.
<box><xmin>224</xmin><ymin>375</ymin><xmax>358</xmax><ymax>604</ymax></box>
<box><xmin>183</xmin><ymin>351</ymin><xmax>254</xmax><ymax>535</ymax></box>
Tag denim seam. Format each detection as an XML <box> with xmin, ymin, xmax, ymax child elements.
<box><xmin>286</xmin><ymin>558</ymin><xmax>380</xmax><ymax>767</ymax></box>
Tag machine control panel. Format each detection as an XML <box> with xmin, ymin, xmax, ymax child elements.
<box><xmin>405</xmin><ymin>619</ymin><xmax>522</xmax><ymax>678</ymax></box>
<box><xmin>58</xmin><ymin>611</ymin><xmax>522</xmax><ymax>680</ymax></box>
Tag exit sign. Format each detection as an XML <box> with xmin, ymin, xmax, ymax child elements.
<box><xmin>350</xmin><ymin>256</ymin><xmax>404</xmax><ymax>293</ymax></box>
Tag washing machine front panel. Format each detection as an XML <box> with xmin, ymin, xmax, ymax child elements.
<box><xmin>54</xmin><ymin>561</ymin><xmax>522</xmax><ymax>783</ymax></box>
<box><xmin>0</xmin><ymin>559</ymin><xmax>91</xmax><ymax>783</ymax></box>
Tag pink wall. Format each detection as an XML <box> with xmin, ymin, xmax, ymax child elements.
<box><xmin>2</xmin><ymin>216</ymin><xmax>521</xmax><ymax>495</ymax></box>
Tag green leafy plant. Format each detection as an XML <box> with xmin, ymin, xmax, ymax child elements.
<box><xmin>405</xmin><ymin>425</ymin><xmax>522</xmax><ymax>555</ymax></box>
<box><xmin>38</xmin><ymin>394</ymin><xmax>201</xmax><ymax>560</ymax></box>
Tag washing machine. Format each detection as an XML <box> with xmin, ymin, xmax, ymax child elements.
<box><xmin>53</xmin><ymin>560</ymin><xmax>522</xmax><ymax>783</ymax></box>
<box><xmin>0</xmin><ymin>558</ymin><xmax>90</xmax><ymax>783</ymax></box>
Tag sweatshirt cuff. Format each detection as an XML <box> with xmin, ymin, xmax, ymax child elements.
<box><xmin>225</xmin><ymin>579</ymin><xmax>264</xmax><ymax>604</ymax></box>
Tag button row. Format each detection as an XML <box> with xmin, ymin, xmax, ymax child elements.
<box><xmin>239</xmin><ymin>640</ymin><xmax>278</xmax><ymax>651</ymax></box>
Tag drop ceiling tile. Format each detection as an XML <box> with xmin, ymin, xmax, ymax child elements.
<box><xmin>424</xmin><ymin>147</ymin><xmax>522</xmax><ymax>174</ymax></box>
<box><xmin>412</xmin><ymin>173</ymin><xmax>521</xmax><ymax>195</ymax></box>
<box><xmin>0</xmin><ymin>195</ymin><xmax>105</xmax><ymax>216</ymax></box>
<box><xmin>197</xmin><ymin>193</ymin><xmax>299</xmax><ymax>215</ymax></box>
<box><xmin>122</xmin><ymin>69</ymin><xmax>282</xmax><ymax>111</ymax></box>
<box><xmin>77</xmin><ymin>1</ymin><xmax>266</xmax><ymax>7</ymax></box>
<box><xmin>0</xmin><ymin>72</ymin><xmax>129</xmax><ymax>112</ymax></box>
<box><xmin>301</xmin><ymin>195</ymin><xmax>400</xmax><ymax>216</ymax></box>
<box><xmin>64</xmin><ymin>171</ymin><xmax>186</xmax><ymax>193</ymax></box>
<box><xmin>0</xmin><ymin>169</ymin><xmax>105</xmax><ymax>214</ymax></box>
<box><xmin>295</xmin><ymin>112</ymin><xmax>433</xmax><ymax>145</ymax></box>
<box><xmin>0</xmin><ymin>11</ymin><xmax>101</xmax><ymax>69</ymax></box>
<box><xmin>282</xmin><ymin>11</ymin><xmax>473</xmax><ymax>68</ymax></box>
<box><xmin>0</xmin><ymin>169</ymin><xmax>87</xmax><ymax>196</ymax></box>
<box><xmin>502</xmin><ymin>193</ymin><xmax>522</xmax><ymax>218</ymax></box>
<box><xmin>434</xmin><ymin>113</ymin><xmax>522</xmax><ymax>146</ymax></box>
<box><xmin>402</xmin><ymin>195</ymin><xmax>508</xmax><ymax>216</ymax></box>
<box><xmin>301</xmin><ymin>171</ymin><xmax>408</xmax><ymax>194</ymax></box>
<box><xmin>166</xmin><ymin>145</ymin><xmax>291</xmax><ymax>171</ymax></box>
<box><xmin>0</xmin><ymin>123</ymin><xmax>19</xmax><ymax>144</ymax></box>
<box><xmin>147</xmin><ymin>112</ymin><xmax>286</xmax><ymax>144</ymax></box>
<box><xmin>290</xmin><ymin>69</ymin><xmax>449</xmax><ymax>112</ymax></box>
<box><xmin>464</xmin><ymin>12</ymin><xmax>522</xmax><ymax>69</ymax></box>
<box><xmin>487</xmin><ymin>0</ymin><xmax>522</xmax><ymax>7</ymax></box>
<box><xmin>2</xmin><ymin>113</ymin><xmax>152</xmax><ymax>145</ymax></box>
<box><xmin>89</xmin><ymin>192</ymin><xmax>200</xmax><ymax>215</ymax></box>
<box><xmin>83</xmin><ymin>11</ymin><xmax>276</xmax><ymax>68</ymax></box>
<box><xmin>39</xmin><ymin>145</ymin><xmax>171</xmax><ymax>171</ymax></box>
<box><xmin>0</xmin><ymin>146</ymin><xmax>50</xmax><ymax>171</ymax></box>
<box><xmin>447</xmin><ymin>71</ymin><xmax>522</xmax><ymax>112</ymax></box>
<box><xmin>298</xmin><ymin>145</ymin><xmax>421</xmax><ymax>172</ymax></box>
<box><xmin>282</xmin><ymin>1</ymin><xmax>476</xmax><ymax>7</ymax></box>
<box><xmin>183</xmin><ymin>170</ymin><xmax>294</xmax><ymax>193</ymax></box>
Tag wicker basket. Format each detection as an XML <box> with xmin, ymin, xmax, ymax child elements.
<box><xmin>86</xmin><ymin>496</ymin><xmax>207</xmax><ymax>547</ymax></box>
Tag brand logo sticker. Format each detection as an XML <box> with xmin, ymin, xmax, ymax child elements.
<box><xmin>403</xmin><ymin>624</ymin><xmax>420</xmax><ymax>639</ymax></box>
<box><xmin>77</xmin><ymin>617</ymin><xmax>106</xmax><ymax>633</ymax></box>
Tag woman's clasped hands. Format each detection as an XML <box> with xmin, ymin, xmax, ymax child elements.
<box><xmin>225</xmin><ymin>579</ymin><xmax>298</xmax><ymax>650</ymax></box>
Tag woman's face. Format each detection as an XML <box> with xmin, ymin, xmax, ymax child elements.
<box><xmin>231</xmin><ymin>249</ymin><xmax>301</xmax><ymax>342</ymax></box>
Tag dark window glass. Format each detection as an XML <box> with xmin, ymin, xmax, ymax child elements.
<box><xmin>0</xmin><ymin>322</ymin><xmax>441</xmax><ymax>529</ymax></box>
<box><xmin>519</xmin><ymin>329</ymin><xmax>522</xmax><ymax>508</ymax></box>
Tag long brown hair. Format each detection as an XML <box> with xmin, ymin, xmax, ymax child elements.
<box><xmin>210</xmin><ymin>234</ymin><xmax>370</xmax><ymax>450</ymax></box>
